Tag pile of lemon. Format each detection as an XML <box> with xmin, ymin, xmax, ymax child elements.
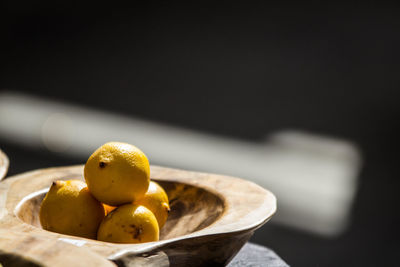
<box><xmin>39</xmin><ymin>142</ymin><xmax>169</xmax><ymax>244</ymax></box>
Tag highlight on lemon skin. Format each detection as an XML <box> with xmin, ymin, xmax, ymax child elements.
<box><xmin>39</xmin><ymin>180</ymin><xmax>105</xmax><ymax>239</ymax></box>
<box><xmin>97</xmin><ymin>204</ymin><xmax>159</xmax><ymax>244</ymax></box>
<box><xmin>84</xmin><ymin>142</ymin><xmax>150</xmax><ymax>206</ymax></box>
<box><xmin>134</xmin><ymin>181</ymin><xmax>170</xmax><ymax>228</ymax></box>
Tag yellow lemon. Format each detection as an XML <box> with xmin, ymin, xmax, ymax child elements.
<box><xmin>97</xmin><ymin>204</ymin><xmax>159</xmax><ymax>243</ymax></box>
<box><xmin>135</xmin><ymin>181</ymin><xmax>170</xmax><ymax>228</ymax></box>
<box><xmin>101</xmin><ymin>182</ymin><xmax>169</xmax><ymax>228</ymax></box>
<box><xmin>39</xmin><ymin>180</ymin><xmax>105</xmax><ymax>239</ymax></box>
<box><xmin>84</xmin><ymin>142</ymin><xmax>150</xmax><ymax>206</ymax></box>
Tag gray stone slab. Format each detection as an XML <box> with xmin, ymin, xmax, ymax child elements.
<box><xmin>228</xmin><ymin>243</ymin><xmax>289</xmax><ymax>267</ymax></box>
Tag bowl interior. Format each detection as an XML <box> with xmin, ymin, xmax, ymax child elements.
<box><xmin>15</xmin><ymin>180</ymin><xmax>225</xmax><ymax>240</ymax></box>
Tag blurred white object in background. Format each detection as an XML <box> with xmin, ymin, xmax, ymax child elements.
<box><xmin>0</xmin><ymin>91</ymin><xmax>361</xmax><ymax>236</ymax></box>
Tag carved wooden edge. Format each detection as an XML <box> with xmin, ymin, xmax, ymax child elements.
<box><xmin>0</xmin><ymin>149</ymin><xmax>9</xmax><ymax>181</ymax></box>
<box><xmin>0</xmin><ymin>229</ymin><xmax>115</xmax><ymax>267</ymax></box>
<box><xmin>114</xmin><ymin>230</ymin><xmax>254</xmax><ymax>266</ymax></box>
<box><xmin>0</xmin><ymin>165</ymin><xmax>276</xmax><ymax>265</ymax></box>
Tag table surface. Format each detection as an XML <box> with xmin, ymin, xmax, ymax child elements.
<box><xmin>228</xmin><ymin>243</ymin><xmax>289</xmax><ymax>267</ymax></box>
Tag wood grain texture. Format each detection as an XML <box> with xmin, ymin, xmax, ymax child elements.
<box><xmin>0</xmin><ymin>165</ymin><xmax>276</xmax><ymax>266</ymax></box>
<box><xmin>0</xmin><ymin>149</ymin><xmax>8</xmax><ymax>181</ymax></box>
<box><xmin>0</xmin><ymin>229</ymin><xmax>115</xmax><ymax>267</ymax></box>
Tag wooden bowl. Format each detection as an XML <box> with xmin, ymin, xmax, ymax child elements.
<box><xmin>0</xmin><ymin>165</ymin><xmax>276</xmax><ymax>266</ymax></box>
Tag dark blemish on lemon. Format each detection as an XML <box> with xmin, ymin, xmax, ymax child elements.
<box><xmin>129</xmin><ymin>224</ymin><xmax>143</xmax><ymax>240</ymax></box>
<box><xmin>136</xmin><ymin>227</ymin><xmax>143</xmax><ymax>239</ymax></box>
<box><xmin>99</xmin><ymin>162</ymin><xmax>106</xmax><ymax>168</ymax></box>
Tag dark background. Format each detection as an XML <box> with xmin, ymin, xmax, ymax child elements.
<box><xmin>1</xmin><ymin>2</ymin><xmax>399</xmax><ymax>266</ymax></box>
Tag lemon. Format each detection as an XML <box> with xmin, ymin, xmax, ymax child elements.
<box><xmin>84</xmin><ymin>142</ymin><xmax>150</xmax><ymax>206</ymax></box>
<box><xmin>101</xmin><ymin>181</ymin><xmax>169</xmax><ymax>228</ymax></box>
<box><xmin>135</xmin><ymin>181</ymin><xmax>170</xmax><ymax>228</ymax></box>
<box><xmin>97</xmin><ymin>204</ymin><xmax>159</xmax><ymax>243</ymax></box>
<box><xmin>39</xmin><ymin>180</ymin><xmax>105</xmax><ymax>239</ymax></box>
